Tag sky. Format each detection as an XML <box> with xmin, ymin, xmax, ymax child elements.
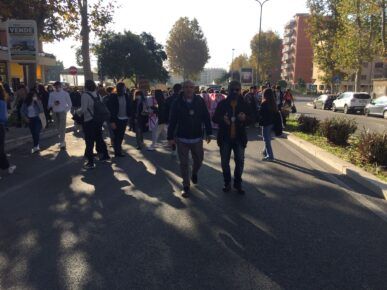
<box><xmin>44</xmin><ymin>0</ymin><xmax>308</xmax><ymax>70</ymax></box>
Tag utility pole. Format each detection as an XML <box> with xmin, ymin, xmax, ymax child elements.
<box><xmin>254</xmin><ymin>0</ymin><xmax>271</xmax><ymax>86</ymax></box>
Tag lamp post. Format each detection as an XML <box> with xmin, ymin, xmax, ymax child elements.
<box><xmin>254</xmin><ymin>0</ymin><xmax>271</xmax><ymax>86</ymax></box>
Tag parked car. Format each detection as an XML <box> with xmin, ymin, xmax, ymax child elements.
<box><xmin>313</xmin><ymin>94</ymin><xmax>337</xmax><ymax>110</ymax></box>
<box><xmin>364</xmin><ymin>96</ymin><xmax>387</xmax><ymax>119</ymax></box>
<box><xmin>332</xmin><ymin>92</ymin><xmax>371</xmax><ymax>114</ymax></box>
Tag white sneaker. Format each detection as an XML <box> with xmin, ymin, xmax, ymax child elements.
<box><xmin>147</xmin><ymin>146</ymin><xmax>156</xmax><ymax>151</ymax></box>
<box><xmin>31</xmin><ymin>146</ymin><xmax>40</xmax><ymax>154</ymax></box>
<box><xmin>8</xmin><ymin>165</ymin><xmax>16</xmax><ymax>174</ymax></box>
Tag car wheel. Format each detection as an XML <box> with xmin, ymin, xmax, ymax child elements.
<box><xmin>344</xmin><ymin>105</ymin><xmax>349</xmax><ymax>114</ymax></box>
<box><xmin>384</xmin><ymin>111</ymin><xmax>387</xmax><ymax>119</ymax></box>
<box><xmin>332</xmin><ymin>104</ymin><xmax>337</xmax><ymax>112</ymax></box>
<box><xmin>313</xmin><ymin>103</ymin><xmax>316</xmax><ymax>109</ymax></box>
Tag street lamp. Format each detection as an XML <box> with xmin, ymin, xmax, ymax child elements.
<box><xmin>254</xmin><ymin>0</ymin><xmax>271</xmax><ymax>85</ymax></box>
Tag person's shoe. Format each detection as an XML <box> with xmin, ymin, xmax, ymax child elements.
<box><xmin>191</xmin><ymin>174</ymin><xmax>198</xmax><ymax>185</ymax></box>
<box><xmin>99</xmin><ymin>155</ymin><xmax>111</xmax><ymax>161</ymax></box>
<box><xmin>147</xmin><ymin>146</ymin><xmax>156</xmax><ymax>151</ymax></box>
<box><xmin>31</xmin><ymin>146</ymin><xmax>40</xmax><ymax>154</ymax></box>
<box><xmin>181</xmin><ymin>187</ymin><xmax>190</xmax><ymax>198</ymax></box>
<box><xmin>262</xmin><ymin>157</ymin><xmax>274</xmax><ymax>162</ymax></box>
<box><xmin>60</xmin><ymin>142</ymin><xmax>66</xmax><ymax>149</ymax></box>
<box><xmin>223</xmin><ymin>184</ymin><xmax>231</xmax><ymax>193</ymax></box>
<box><xmin>234</xmin><ymin>186</ymin><xmax>245</xmax><ymax>195</ymax></box>
<box><xmin>8</xmin><ymin>165</ymin><xmax>16</xmax><ymax>174</ymax></box>
<box><xmin>83</xmin><ymin>162</ymin><xmax>96</xmax><ymax>170</ymax></box>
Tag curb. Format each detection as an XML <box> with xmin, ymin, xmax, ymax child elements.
<box><xmin>5</xmin><ymin>125</ymin><xmax>75</xmax><ymax>151</ymax></box>
<box><xmin>285</xmin><ymin>133</ymin><xmax>387</xmax><ymax>200</ymax></box>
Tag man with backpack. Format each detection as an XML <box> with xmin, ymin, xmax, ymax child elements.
<box><xmin>77</xmin><ymin>80</ymin><xmax>110</xmax><ymax>169</ymax></box>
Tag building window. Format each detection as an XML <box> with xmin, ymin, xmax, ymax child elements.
<box><xmin>375</xmin><ymin>62</ymin><xmax>383</xmax><ymax>69</ymax></box>
<box><xmin>361</xmin><ymin>75</ymin><xmax>367</xmax><ymax>80</ymax></box>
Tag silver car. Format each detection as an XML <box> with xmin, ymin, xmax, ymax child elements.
<box><xmin>364</xmin><ymin>96</ymin><xmax>387</xmax><ymax>119</ymax></box>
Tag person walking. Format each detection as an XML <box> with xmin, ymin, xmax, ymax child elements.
<box><xmin>148</xmin><ymin>90</ymin><xmax>168</xmax><ymax>151</ymax></box>
<box><xmin>0</xmin><ymin>85</ymin><xmax>16</xmax><ymax>176</ymax></box>
<box><xmin>14</xmin><ymin>84</ymin><xmax>28</xmax><ymax>128</ymax></box>
<box><xmin>21</xmin><ymin>90</ymin><xmax>44</xmax><ymax>153</ymax></box>
<box><xmin>167</xmin><ymin>80</ymin><xmax>212</xmax><ymax>198</ymax></box>
<box><xmin>259</xmin><ymin>88</ymin><xmax>277</xmax><ymax>161</ymax></box>
<box><xmin>77</xmin><ymin>80</ymin><xmax>110</xmax><ymax>169</ymax></box>
<box><xmin>37</xmin><ymin>84</ymin><xmax>50</xmax><ymax>128</ymax></box>
<box><xmin>212</xmin><ymin>81</ymin><xmax>252</xmax><ymax>194</ymax></box>
<box><xmin>48</xmin><ymin>81</ymin><xmax>72</xmax><ymax>149</ymax></box>
<box><xmin>165</xmin><ymin>84</ymin><xmax>182</xmax><ymax>156</ymax></box>
<box><xmin>105</xmin><ymin>82</ymin><xmax>131</xmax><ymax>157</ymax></box>
<box><xmin>132</xmin><ymin>90</ymin><xmax>147</xmax><ymax>150</ymax></box>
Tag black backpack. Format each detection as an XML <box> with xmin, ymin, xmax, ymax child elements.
<box><xmin>86</xmin><ymin>92</ymin><xmax>111</xmax><ymax>123</ymax></box>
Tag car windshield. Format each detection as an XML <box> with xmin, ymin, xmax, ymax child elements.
<box><xmin>354</xmin><ymin>93</ymin><xmax>371</xmax><ymax>99</ymax></box>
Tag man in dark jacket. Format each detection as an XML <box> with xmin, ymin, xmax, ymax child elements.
<box><xmin>212</xmin><ymin>81</ymin><xmax>253</xmax><ymax>194</ymax></box>
<box><xmin>105</xmin><ymin>82</ymin><xmax>132</xmax><ymax>157</ymax></box>
<box><xmin>165</xmin><ymin>83</ymin><xmax>182</xmax><ymax>124</ymax></box>
<box><xmin>168</xmin><ymin>80</ymin><xmax>212</xmax><ymax>198</ymax></box>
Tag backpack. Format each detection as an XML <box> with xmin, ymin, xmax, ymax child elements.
<box><xmin>86</xmin><ymin>92</ymin><xmax>111</xmax><ymax>123</ymax></box>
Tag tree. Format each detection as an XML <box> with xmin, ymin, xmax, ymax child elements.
<box><xmin>307</xmin><ymin>0</ymin><xmax>341</xmax><ymax>90</ymax></box>
<box><xmin>166</xmin><ymin>17</ymin><xmax>210</xmax><ymax>80</ymax></box>
<box><xmin>335</xmin><ymin>0</ymin><xmax>383</xmax><ymax>91</ymax></box>
<box><xmin>95</xmin><ymin>31</ymin><xmax>168</xmax><ymax>85</ymax></box>
<box><xmin>0</xmin><ymin>0</ymin><xmax>116</xmax><ymax>80</ymax></box>
<box><xmin>250</xmin><ymin>31</ymin><xmax>282</xmax><ymax>84</ymax></box>
<box><xmin>229</xmin><ymin>54</ymin><xmax>251</xmax><ymax>81</ymax></box>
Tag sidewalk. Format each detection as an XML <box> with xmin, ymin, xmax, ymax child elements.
<box><xmin>5</xmin><ymin>114</ymin><xmax>75</xmax><ymax>151</ymax></box>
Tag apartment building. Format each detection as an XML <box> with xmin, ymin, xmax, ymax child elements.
<box><xmin>281</xmin><ymin>14</ymin><xmax>313</xmax><ymax>86</ymax></box>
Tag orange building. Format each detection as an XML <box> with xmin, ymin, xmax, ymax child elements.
<box><xmin>281</xmin><ymin>14</ymin><xmax>313</xmax><ymax>86</ymax></box>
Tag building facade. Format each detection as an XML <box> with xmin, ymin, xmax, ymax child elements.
<box><xmin>0</xmin><ymin>19</ymin><xmax>56</xmax><ymax>90</ymax></box>
<box><xmin>313</xmin><ymin>59</ymin><xmax>387</xmax><ymax>94</ymax></box>
<box><xmin>281</xmin><ymin>14</ymin><xmax>313</xmax><ymax>86</ymax></box>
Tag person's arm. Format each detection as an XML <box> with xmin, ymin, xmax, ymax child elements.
<box><xmin>65</xmin><ymin>92</ymin><xmax>72</xmax><ymax>112</ymax></box>
<box><xmin>167</xmin><ymin>101</ymin><xmax>178</xmax><ymax>141</ymax></box>
<box><xmin>77</xmin><ymin>93</ymin><xmax>88</xmax><ymax>116</ymax></box>
<box><xmin>0</xmin><ymin>101</ymin><xmax>7</xmax><ymax>123</ymax></box>
<box><xmin>212</xmin><ymin>101</ymin><xmax>223</xmax><ymax>125</ymax></box>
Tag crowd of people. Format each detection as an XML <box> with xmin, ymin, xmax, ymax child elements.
<box><xmin>0</xmin><ymin>77</ymin><xmax>295</xmax><ymax>197</ymax></box>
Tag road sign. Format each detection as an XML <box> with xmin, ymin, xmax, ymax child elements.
<box><xmin>240</xmin><ymin>68</ymin><xmax>253</xmax><ymax>85</ymax></box>
<box><xmin>69</xmin><ymin>66</ymin><xmax>78</xmax><ymax>75</ymax></box>
<box><xmin>333</xmin><ymin>75</ymin><xmax>341</xmax><ymax>84</ymax></box>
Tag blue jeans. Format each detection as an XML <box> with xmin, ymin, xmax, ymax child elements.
<box><xmin>262</xmin><ymin>124</ymin><xmax>274</xmax><ymax>159</ymax></box>
<box><xmin>28</xmin><ymin>117</ymin><xmax>42</xmax><ymax>147</ymax></box>
<box><xmin>220</xmin><ymin>140</ymin><xmax>245</xmax><ymax>188</ymax></box>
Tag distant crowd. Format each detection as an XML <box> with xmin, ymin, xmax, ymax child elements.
<box><xmin>0</xmin><ymin>78</ymin><xmax>296</xmax><ymax>196</ymax></box>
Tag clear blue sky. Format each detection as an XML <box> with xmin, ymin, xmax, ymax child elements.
<box><xmin>44</xmin><ymin>0</ymin><xmax>308</xmax><ymax>70</ymax></box>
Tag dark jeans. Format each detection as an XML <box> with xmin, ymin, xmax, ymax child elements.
<box><xmin>220</xmin><ymin>140</ymin><xmax>245</xmax><ymax>188</ymax></box>
<box><xmin>83</xmin><ymin>120</ymin><xmax>109</xmax><ymax>163</ymax></box>
<box><xmin>113</xmin><ymin>119</ymin><xmax>128</xmax><ymax>155</ymax></box>
<box><xmin>262</xmin><ymin>124</ymin><xmax>274</xmax><ymax>159</ymax></box>
<box><xmin>28</xmin><ymin>116</ymin><xmax>42</xmax><ymax>147</ymax></box>
<box><xmin>177</xmin><ymin>140</ymin><xmax>204</xmax><ymax>188</ymax></box>
<box><xmin>0</xmin><ymin>124</ymin><xmax>10</xmax><ymax>170</ymax></box>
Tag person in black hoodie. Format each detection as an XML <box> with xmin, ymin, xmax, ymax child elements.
<box><xmin>259</xmin><ymin>88</ymin><xmax>278</xmax><ymax>161</ymax></box>
<box><xmin>105</xmin><ymin>82</ymin><xmax>131</xmax><ymax>157</ymax></box>
<box><xmin>167</xmin><ymin>80</ymin><xmax>212</xmax><ymax>198</ymax></box>
<box><xmin>213</xmin><ymin>80</ymin><xmax>253</xmax><ymax>194</ymax></box>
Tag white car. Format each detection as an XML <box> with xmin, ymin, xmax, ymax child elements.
<box><xmin>332</xmin><ymin>92</ymin><xmax>371</xmax><ymax>114</ymax></box>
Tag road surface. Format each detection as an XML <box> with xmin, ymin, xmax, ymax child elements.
<box><xmin>0</xmin><ymin>128</ymin><xmax>387</xmax><ymax>289</ymax></box>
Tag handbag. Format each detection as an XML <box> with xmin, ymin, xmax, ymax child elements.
<box><xmin>39</xmin><ymin>112</ymin><xmax>47</xmax><ymax>129</ymax></box>
<box><xmin>291</xmin><ymin>105</ymin><xmax>297</xmax><ymax>114</ymax></box>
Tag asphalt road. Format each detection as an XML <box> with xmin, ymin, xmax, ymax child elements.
<box><xmin>295</xmin><ymin>96</ymin><xmax>387</xmax><ymax>134</ymax></box>
<box><xmin>1</xmin><ymin>128</ymin><xmax>387</xmax><ymax>289</ymax></box>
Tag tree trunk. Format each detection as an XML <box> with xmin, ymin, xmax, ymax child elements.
<box><xmin>80</xmin><ymin>0</ymin><xmax>93</xmax><ymax>80</ymax></box>
<box><xmin>354</xmin><ymin>69</ymin><xmax>360</xmax><ymax>92</ymax></box>
<box><xmin>382</xmin><ymin>0</ymin><xmax>386</xmax><ymax>53</ymax></box>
